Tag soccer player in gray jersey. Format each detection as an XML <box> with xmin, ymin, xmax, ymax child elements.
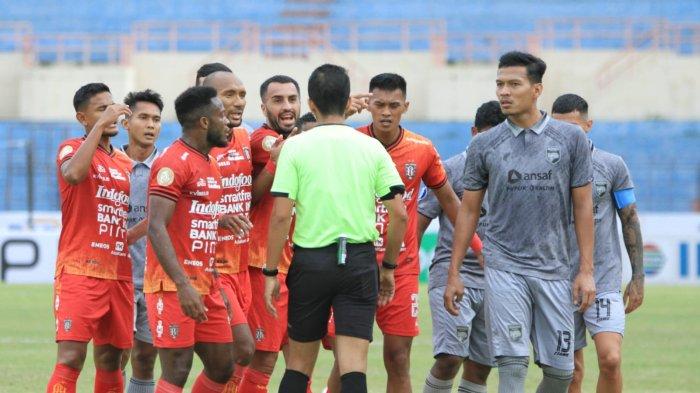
<box><xmin>120</xmin><ymin>89</ymin><xmax>164</xmax><ymax>393</ymax></box>
<box><xmin>552</xmin><ymin>94</ymin><xmax>644</xmax><ymax>393</ymax></box>
<box><xmin>446</xmin><ymin>51</ymin><xmax>597</xmax><ymax>393</ymax></box>
<box><xmin>418</xmin><ymin>100</ymin><xmax>505</xmax><ymax>393</ymax></box>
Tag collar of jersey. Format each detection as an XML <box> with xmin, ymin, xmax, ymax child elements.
<box><xmin>369</xmin><ymin>123</ymin><xmax>404</xmax><ymax>151</ymax></box>
<box><xmin>506</xmin><ymin>111</ymin><xmax>549</xmax><ymax>137</ymax></box>
<box><xmin>177</xmin><ymin>138</ymin><xmax>210</xmax><ymax>161</ymax></box>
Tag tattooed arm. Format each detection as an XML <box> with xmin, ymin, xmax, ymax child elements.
<box><xmin>618</xmin><ymin>203</ymin><xmax>644</xmax><ymax>313</ymax></box>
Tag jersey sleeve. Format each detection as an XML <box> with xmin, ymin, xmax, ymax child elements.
<box><xmin>56</xmin><ymin>140</ymin><xmax>79</xmax><ymax>167</ymax></box>
<box><xmin>462</xmin><ymin>138</ymin><xmax>488</xmax><ymax>190</ymax></box>
<box><xmin>250</xmin><ymin>130</ymin><xmax>273</xmax><ymax>176</ymax></box>
<box><xmin>570</xmin><ymin>129</ymin><xmax>593</xmax><ymax>188</ymax></box>
<box><xmin>149</xmin><ymin>154</ymin><xmax>188</xmax><ymax>202</ymax></box>
<box><xmin>418</xmin><ymin>187</ymin><xmax>441</xmax><ymax>219</ymax></box>
<box><xmin>270</xmin><ymin>141</ymin><xmax>299</xmax><ymax>200</ymax></box>
<box><xmin>422</xmin><ymin>145</ymin><xmax>448</xmax><ymax>189</ymax></box>
<box><xmin>374</xmin><ymin>143</ymin><xmax>404</xmax><ymax>199</ymax></box>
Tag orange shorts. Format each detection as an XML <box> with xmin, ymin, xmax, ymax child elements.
<box><xmin>145</xmin><ymin>288</ymin><xmax>233</xmax><ymax>348</ymax></box>
<box><xmin>221</xmin><ymin>272</ymin><xmax>249</xmax><ymax>327</ymax></box>
<box><xmin>247</xmin><ymin>267</ymin><xmax>288</xmax><ymax>351</ymax></box>
<box><xmin>53</xmin><ymin>273</ymin><xmax>134</xmax><ymax>349</ymax></box>
<box><xmin>375</xmin><ymin>274</ymin><xmax>420</xmax><ymax>337</ymax></box>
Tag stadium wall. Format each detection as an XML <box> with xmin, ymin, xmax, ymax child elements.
<box><xmin>1</xmin><ymin>49</ymin><xmax>700</xmax><ymax>121</ymax></box>
<box><xmin>2</xmin><ymin>213</ymin><xmax>699</xmax><ymax>285</ymax></box>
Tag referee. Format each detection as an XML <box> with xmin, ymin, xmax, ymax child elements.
<box><xmin>262</xmin><ymin>64</ymin><xmax>408</xmax><ymax>393</ymax></box>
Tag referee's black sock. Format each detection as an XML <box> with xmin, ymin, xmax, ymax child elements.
<box><xmin>278</xmin><ymin>369</ymin><xmax>309</xmax><ymax>393</ymax></box>
<box><xmin>340</xmin><ymin>372</ymin><xmax>367</xmax><ymax>393</ymax></box>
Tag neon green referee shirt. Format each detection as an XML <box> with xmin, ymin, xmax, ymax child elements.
<box><xmin>271</xmin><ymin>124</ymin><xmax>403</xmax><ymax>248</ymax></box>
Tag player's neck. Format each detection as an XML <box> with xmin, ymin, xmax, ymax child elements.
<box><xmin>124</xmin><ymin>142</ymin><xmax>155</xmax><ymax>162</ymax></box>
<box><xmin>315</xmin><ymin>113</ymin><xmax>346</xmax><ymax>126</ymax></box>
<box><xmin>508</xmin><ymin>107</ymin><xmax>542</xmax><ymax>130</ymax></box>
<box><xmin>371</xmin><ymin>124</ymin><xmax>401</xmax><ymax>147</ymax></box>
<box><xmin>98</xmin><ymin>135</ymin><xmax>112</xmax><ymax>153</ymax></box>
<box><xmin>181</xmin><ymin>134</ymin><xmax>211</xmax><ymax>156</ymax></box>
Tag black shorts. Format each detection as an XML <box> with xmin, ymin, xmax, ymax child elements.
<box><xmin>286</xmin><ymin>242</ymin><xmax>378</xmax><ymax>342</ymax></box>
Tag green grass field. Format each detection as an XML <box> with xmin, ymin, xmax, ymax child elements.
<box><xmin>1</xmin><ymin>284</ymin><xmax>698</xmax><ymax>392</ymax></box>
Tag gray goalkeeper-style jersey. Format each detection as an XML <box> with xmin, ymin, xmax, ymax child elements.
<box><xmin>419</xmin><ymin>151</ymin><xmax>489</xmax><ymax>290</ymax></box>
<box><xmin>462</xmin><ymin>112</ymin><xmax>593</xmax><ymax>280</ymax></box>
<box><xmin>569</xmin><ymin>145</ymin><xmax>634</xmax><ymax>293</ymax></box>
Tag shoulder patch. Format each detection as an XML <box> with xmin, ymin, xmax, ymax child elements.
<box><xmin>58</xmin><ymin>145</ymin><xmax>74</xmax><ymax>160</ymax></box>
<box><xmin>156</xmin><ymin>167</ymin><xmax>175</xmax><ymax>186</ymax></box>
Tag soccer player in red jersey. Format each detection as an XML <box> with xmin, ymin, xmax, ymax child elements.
<box><xmin>145</xmin><ymin>86</ymin><xmax>235</xmax><ymax>392</ymax></box>
<box><xmin>201</xmin><ymin>71</ymin><xmax>257</xmax><ymax>392</ymax></box>
<box><xmin>240</xmin><ymin>75</ymin><xmax>301</xmax><ymax>393</ymax></box>
<box><xmin>324</xmin><ymin>73</ymin><xmax>484</xmax><ymax>393</ymax></box>
<box><xmin>47</xmin><ymin>83</ymin><xmax>134</xmax><ymax>393</ymax></box>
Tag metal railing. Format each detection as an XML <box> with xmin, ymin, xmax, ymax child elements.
<box><xmin>0</xmin><ymin>17</ymin><xmax>699</xmax><ymax>65</ymax></box>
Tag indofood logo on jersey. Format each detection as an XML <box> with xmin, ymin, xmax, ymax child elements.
<box><xmin>190</xmin><ymin>200</ymin><xmax>221</xmax><ymax>218</ymax></box>
<box><xmin>221</xmin><ymin>173</ymin><xmax>252</xmax><ymax>190</ymax></box>
<box><xmin>95</xmin><ymin>185</ymin><xmax>130</xmax><ymax>207</ymax></box>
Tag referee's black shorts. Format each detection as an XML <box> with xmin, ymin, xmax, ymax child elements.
<box><xmin>286</xmin><ymin>241</ymin><xmax>378</xmax><ymax>342</ymax></box>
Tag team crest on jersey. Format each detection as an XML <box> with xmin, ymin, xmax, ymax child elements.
<box><xmin>63</xmin><ymin>319</ymin><xmax>72</xmax><ymax>332</ymax></box>
<box><xmin>508</xmin><ymin>324</ymin><xmax>522</xmax><ymax>341</ymax></box>
<box><xmin>480</xmin><ymin>206</ymin><xmax>487</xmax><ymax>217</ymax></box>
<box><xmin>262</xmin><ymin>135</ymin><xmax>277</xmax><ymax>152</ymax></box>
<box><xmin>595</xmin><ymin>181</ymin><xmax>607</xmax><ymax>197</ymax></box>
<box><xmin>58</xmin><ymin>145</ymin><xmax>74</xmax><ymax>160</ymax></box>
<box><xmin>180</xmin><ymin>152</ymin><xmax>189</xmax><ymax>161</ymax></box>
<box><xmin>255</xmin><ymin>328</ymin><xmax>265</xmax><ymax>342</ymax></box>
<box><xmin>404</xmin><ymin>163</ymin><xmax>417</xmax><ymax>180</ymax></box>
<box><xmin>243</xmin><ymin>147</ymin><xmax>251</xmax><ymax>160</ymax></box>
<box><xmin>546</xmin><ymin>147</ymin><xmax>561</xmax><ymax>164</ymax></box>
<box><xmin>156</xmin><ymin>297</ymin><xmax>164</xmax><ymax>315</ymax></box>
<box><xmin>97</xmin><ymin>164</ymin><xmax>106</xmax><ymax>173</ymax></box>
<box><xmin>197</xmin><ymin>178</ymin><xmax>207</xmax><ymax>188</ymax></box>
<box><xmin>169</xmin><ymin>324</ymin><xmax>179</xmax><ymax>339</ymax></box>
<box><xmin>156</xmin><ymin>167</ymin><xmax>175</xmax><ymax>186</ymax></box>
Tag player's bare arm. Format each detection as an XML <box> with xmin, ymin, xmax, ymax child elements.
<box><xmin>416</xmin><ymin>213</ymin><xmax>433</xmax><ymax>249</ymax></box>
<box><xmin>61</xmin><ymin>104</ymin><xmax>131</xmax><ymax>184</ymax></box>
<box><xmin>433</xmin><ymin>182</ymin><xmax>484</xmax><ymax>266</ymax></box>
<box><xmin>263</xmin><ymin>196</ymin><xmax>294</xmax><ymax>317</ymax></box>
<box><xmin>619</xmin><ymin>203</ymin><xmax>645</xmax><ymax>313</ymax></box>
<box><xmin>444</xmin><ymin>189</ymin><xmax>485</xmax><ymax>315</ymax></box>
<box><xmin>147</xmin><ymin>194</ymin><xmax>207</xmax><ymax>323</ymax></box>
<box><xmin>126</xmin><ymin>218</ymin><xmax>148</xmax><ymax>245</ymax></box>
<box><xmin>379</xmin><ymin>193</ymin><xmax>408</xmax><ymax>306</ymax></box>
<box><xmin>571</xmin><ymin>183</ymin><xmax>596</xmax><ymax>312</ymax></box>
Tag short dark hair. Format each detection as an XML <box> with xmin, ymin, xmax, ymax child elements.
<box><xmin>474</xmin><ymin>101</ymin><xmax>506</xmax><ymax>131</ymax></box>
<box><xmin>498</xmin><ymin>51</ymin><xmax>547</xmax><ymax>84</ymax></box>
<box><xmin>73</xmin><ymin>83</ymin><xmax>110</xmax><ymax>111</ymax></box>
<box><xmin>174</xmin><ymin>86</ymin><xmax>218</xmax><ymax>128</ymax></box>
<box><xmin>124</xmin><ymin>89</ymin><xmax>164</xmax><ymax>112</ymax></box>
<box><xmin>195</xmin><ymin>63</ymin><xmax>232</xmax><ymax>85</ymax></box>
<box><xmin>260</xmin><ymin>75</ymin><xmax>300</xmax><ymax>100</ymax></box>
<box><xmin>552</xmin><ymin>93</ymin><xmax>589</xmax><ymax>116</ymax></box>
<box><xmin>296</xmin><ymin>112</ymin><xmax>316</xmax><ymax>129</ymax></box>
<box><xmin>308</xmin><ymin>64</ymin><xmax>350</xmax><ymax>116</ymax></box>
<box><xmin>369</xmin><ymin>73</ymin><xmax>407</xmax><ymax>97</ymax></box>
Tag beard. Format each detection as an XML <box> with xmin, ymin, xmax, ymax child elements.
<box><xmin>206</xmin><ymin>125</ymin><xmax>228</xmax><ymax>148</ymax></box>
<box><xmin>266</xmin><ymin>113</ymin><xmax>296</xmax><ymax>136</ymax></box>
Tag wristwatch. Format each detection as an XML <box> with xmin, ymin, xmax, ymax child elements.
<box><xmin>262</xmin><ymin>267</ymin><xmax>279</xmax><ymax>277</ymax></box>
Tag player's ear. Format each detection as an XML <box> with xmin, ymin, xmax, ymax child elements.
<box><xmin>403</xmin><ymin>100</ymin><xmax>410</xmax><ymax>114</ymax></box>
<box><xmin>586</xmin><ymin>119</ymin><xmax>593</xmax><ymax>131</ymax></box>
<box><xmin>199</xmin><ymin>115</ymin><xmax>209</xmax><ymax>130</ymax></box>
<box><xmin>121</xmin><ymin>116</ymin><xmax>129</xmax><ymax>129</ymax></box>
<box><xmin>75</xmin><ymin>111</ymin><xmax>86</xmax><ymax>127</ymax></box>
<box><xmin>308</xmin><ymin>99</ymin><xmax>319</xmax><ymax>119</ymax></box>
<box><xmin>533</xmin><ymin>82</ymin><xmax>543</xmax><ymax>99</ymax></box>
<box><xmin>471</xmin><ymin>126</ymin><xmax>478</xmax><ymax>136</ymax></box>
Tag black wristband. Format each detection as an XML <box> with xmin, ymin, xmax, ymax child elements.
<box><xmin>382</xmin><ymin>260</ymin><xmax>397</xmax><ymax>270</ymax></box>
<box><xmin>262</xmin><ymin>267</ymin><xmax>279</xmax><ymax>277</ymax></box>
